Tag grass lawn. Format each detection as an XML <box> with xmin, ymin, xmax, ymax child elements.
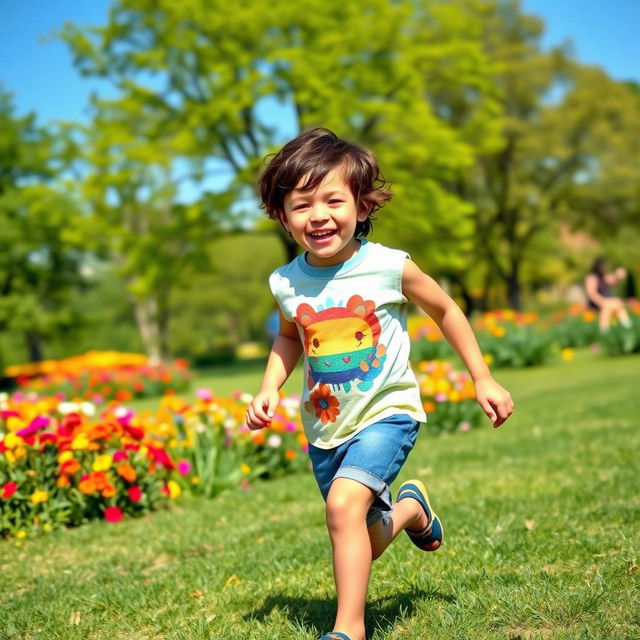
<box><xmin>1</xmin><ymin>351</ymin><xmax>639</xmax><ymax>639</ymax></box>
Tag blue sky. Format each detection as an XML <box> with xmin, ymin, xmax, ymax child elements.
<box><xmin>1</xmin><ymin>0</ymin><xmax>639</xmax><ymax>126</ymax></box>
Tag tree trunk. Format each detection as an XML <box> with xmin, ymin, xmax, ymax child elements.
<box><xmin>506</xmin><ymin>263</ymin><xmax>522</xmax><ymax>311</ymax></box>
<box><xmin>132</xmin><ymin>297</ymin><xmax>162</xmax><ymax>364</ymax></box>
<box><xmin>25</xmin><ymin>330</ymin><xmax>44</xmax><ymax>362</ymax></box>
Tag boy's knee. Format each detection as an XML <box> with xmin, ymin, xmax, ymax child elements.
<box><xmin>326</xmin><ymin>479</ymin><xmax>374</xmax><ymax>525</ymax></box>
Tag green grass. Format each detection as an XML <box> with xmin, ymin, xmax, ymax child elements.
<box><xmin>2</xmin><ymin>352</ymin><xmax>639</xmax><ymax>639</ymax></box>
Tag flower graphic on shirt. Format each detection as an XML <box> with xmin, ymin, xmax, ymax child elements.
<box><xmin>305</xmin><ymin>384</ymin><xmax>341</xmax><ymax>425</ymax></box>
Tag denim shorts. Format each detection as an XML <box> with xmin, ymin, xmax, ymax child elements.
<box><xmin>308</xmin><ymin>414</ymin><xmax>421</xmax><ymax>527</ymax></box>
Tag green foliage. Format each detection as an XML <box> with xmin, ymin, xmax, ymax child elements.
<box><xmin>477</xmin><ymin>325</ymin><xmax>552</xmax><ymax>367</ymax></box>
<box><xmin>0</xmin><ymin>91</ymin><xmax>89</xmax><ymax>364</ymax></box>
<box><xmin>410</xmin><ymin>337</ymin><xmax>455</xmax><ymax>362</ymax></box>
<box><xmin>599</xmin><ymin>319</ymin><xmax>640</xmax><ymax>356</ymax></box>
<box><xmin>423</xmin><ymin>400</ymin><xmax>484</xmax><ymax>435</ymax></box>
<box><xmin>549</xmin><ymin>312</ymin><xmax>599</xmax><ymax>349</ymax></box>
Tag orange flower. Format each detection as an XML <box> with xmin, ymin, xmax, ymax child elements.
<box><xmin>101</xmin><ymin>484</ymin><xmax>116</xmax><ymax>498</ymax></box>
<box><xmin>87</xmin><ymin>423</ymin><xmax>112</xmax><ymax>441</ymax></box>
<box><xmin>305</xmin><ymin>384</ymin><xmax>340</xmax><ymax>425</ymax></box>
<box><xmin>78</xmin><ymin>474</ymin><xmax>97</xmax><ymax>494</ymax></box>
<box><xmin>285</xmin><ymin>449</ymin><xmax>297</xmax><ymax>460</ymax></box>
<box><xmin>116</xmin><ymin>462</ymin><xmax>137</xmax><ymax>483</ymax></box>
<box><xmin>61</xmin><ymin>459</ymin><xmax>81</xmax><ymax>475</ymax></box>
<box><xmin>422</xmin><ymin>401</ymin><xmax>436</xmax><ymax>413</ymax></box>
<box><xmin>115</xmin><ymin>389</ymin><xmax>132</xmax><ymax>402</ymax></box>
<box><xmin>57</xmin><ymin>475</ymin><xmax>70</xmax><ymax>488</ymax></box>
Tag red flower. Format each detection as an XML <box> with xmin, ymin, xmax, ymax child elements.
<box><xmin>113</xmin><ymin>450</ymin><xmax>128</xmax><ymax>462</ymax></box>
<box><xmin>2</xmin><ymin>481</ymin><xmax>18</xmax><ymax>499</ymax></box>
<box><xmin>104</xmin><ymin>506</ymin><xmax>123</xmax><ymax>523</ymax></box>
<box><xmin>147</xmin><ymin>446</ymin><xmax>175</xmax><ymax>470</ymax></box>
<box><xmin>123</xmin><ymin>424</ymin><xmax>145</xmax><ymax>440</ymax></box>
<box><xmin>128</xmin><ymin>486</ymin><xmax>142</xmax><ymax>503</ymax></box>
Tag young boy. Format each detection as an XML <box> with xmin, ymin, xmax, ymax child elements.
<box><xmin>246</xmin><ymin>128</ymin><xmax>513</xmax><ymax>640</ymax></box>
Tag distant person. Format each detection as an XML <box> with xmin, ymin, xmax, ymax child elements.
<box><xmin>585</xmin><ymin>257</ymin><xmax>632</xmax><ymax>332</ymax></box>
<box><xmin>245</xmin><ymin>128</ymin><xmax>513</xmax><ymax>640</ymax></box>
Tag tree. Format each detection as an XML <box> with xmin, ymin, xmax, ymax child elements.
<box><xmin>0</xmin><ymin>89</ymin><xmax>87</xmax><ymax>364</ymax></box>
<box><xmin>426</xmin><ymin>0</ymin><xmax>640</xmax><ymax>310</ymax></box>
<box><xmin>60</xmin><ymin>0</ymin><xmax>498</xmax><ymax>271</ymax></box>
<box><xmin>76</xmin><ymin>97</ymin><xmax>236</xmax><ymax>361</ymax></box>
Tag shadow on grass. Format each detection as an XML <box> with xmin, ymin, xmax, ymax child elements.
<box><xmin>244</xmin><ymin>587</ymin><xmax>456</xmax><ymax>637</ymax></box>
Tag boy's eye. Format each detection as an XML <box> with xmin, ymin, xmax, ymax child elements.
<box><xmin>355</xmin><ymin>331</ymin><xmax>364</xmax><ymax>341</ymax></box>
<box><xmin>312</xmin><ymin>338</ymin><xmax>320</xmax><ymax>349</ymax></box>
<box><xmin>328</xmin><ymin>199</ymin><xmax>343</xmax><ymax>205</ymax></box>
<box><xmin>293</xmin><ymin>204</ymin><xmax>309</xmax><ymax>211</ymax></box>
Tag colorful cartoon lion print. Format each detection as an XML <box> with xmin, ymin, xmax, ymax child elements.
<box><xmin>295</xmin><ymin>295</ymin><xmax>387</xmax><ymax>394</ymax></box>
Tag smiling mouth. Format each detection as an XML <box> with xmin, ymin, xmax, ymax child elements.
<box><xmin>308</xmin><ymin>229</ymin><xmax>336</xmax><ymax>239</ymax></box>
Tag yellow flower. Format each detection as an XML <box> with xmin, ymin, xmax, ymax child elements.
<box><xmin>92</xmin><ymin>454</ymin><xmax>113</xmax><ymax>472</ymax></box>
<box><xmin>5</xmin><ymin>450</ymin><xmax>16</xmax><ymax>464</ymax></box>
<box><xmin>166</xmin><ymin>480</ymin><xmax>181</xmax><ymax>499</ymax></box>
<box><xmin>14</xmin><ymin>447</ymin><xmax>27</xmax><ymax>461</ymax></box>
<box><xmin>71</xmin><ymin>433</ymin><xmax>90</xmax><ymax>450</ymax></box>
<box><xmin>240</xmin><ymin>463</ymin><xmax>251</xmax><ymax>475</ymax></box>
<box><xmin>3</xmin><ymin>432</ymin><xmax>23</xmax><ymax>449</ymax></box>
<box><xmin>483</xmin><ymin>354</ymin><xmax>494</xmax><ymax>365</ymax></box>
<box><xmin>561</xmin><ymin>348</ymin><xmax>574</xmax><ymax>361</ymax></box>
<box><xmin>30</xmin><ymin>490</ymin><xmax>49</xmax><ymax>504</ymax></box>
<box><xmin>492</xmin><ymin>326</ymin><xmax>506</xmax><ymax>337</ymax></box>
<box><xmin>58</xmin><ymin>450</ymin><xmax>74</xmax><ymax>464</ymax></box>
<box><xmin>191</xmin><ymin>476</ymin><xmax>201</xmax><ymax>485</ymax></box>
<box><xmin>15</xmin><ymin>530</ymin><xmax>27</xmax><ymax>539</ymax></box>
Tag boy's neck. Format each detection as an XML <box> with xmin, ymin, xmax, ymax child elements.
<box><xmin>304</xmin><ymin>238</ymin><xmax>362</xmax><ymax>268</ymax></box>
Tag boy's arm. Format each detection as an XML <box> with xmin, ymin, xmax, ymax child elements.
<box><xmin>245</xmin><ymin>309</ymin><xmax>303</xmax><ymax>430</ymax></box>
<box><xmin>402</xmin><ymin>259</ymin><xmax>514</xmax><ymax>428</ymax></box>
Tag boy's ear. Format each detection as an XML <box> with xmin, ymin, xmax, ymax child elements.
<box><xmin>357</xmin><ymin>200</ymin><xmax>372</xmax><ymax>222</ymax></box>
<box><xmin>277</xmin><ymin>210</ymin><xmax>291</xmax><ymax>232</ymax></box>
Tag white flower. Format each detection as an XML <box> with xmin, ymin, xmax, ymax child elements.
<box><xmin>267</xmin><ymin>434</ymin><xmax>282</xmax><ymax>448</ymax></box>
<box><xmin>80</xmin><ymin>402</ymin><xmax>96</xmax><ymax>417</ymax></box>
<box><xmin>239</xmin><ymin>393</ymin><xmax>253</xmax><ymax>404</ymax></box>
<box><xmin>58</xmin><ymin>402</ymin><xmax>80</xmax><ymax>415</ymax></box>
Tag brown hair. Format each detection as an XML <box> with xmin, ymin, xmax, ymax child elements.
<box><xmin>258</xmin><ymin>128</ymin><xmax>392</xmax><ymax>237</ymax></box>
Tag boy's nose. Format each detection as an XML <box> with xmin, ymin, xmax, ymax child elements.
<box><xmin>309</xmin><ymin>206</ymin><xmax>330</xmax><ymax>221</ymax></box>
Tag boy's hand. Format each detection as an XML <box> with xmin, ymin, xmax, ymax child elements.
<box><xmin>474</xmin><ymin>376</ymin><xmax>514</xmax><ymax>428</ymax></box>
<box><xmin>245</xmin><ymin>388</ymin><xmax>280</xmax><ymax>430</ymax></box>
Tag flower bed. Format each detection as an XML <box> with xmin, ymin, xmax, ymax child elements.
<box><xmin>416</xmin><ymin>360</ymin><xmax>484</xmax><ymax>434</ymax></box>
<box><xmin>0</xmin><ymin>389</ymin><xmax>309</xmax><ymax>539</ymax></box>
<box><xmin>5</xmin><ymin>351</ymin><xmax>191</xmax><ymax>402</ymax></box>
<box><xmin>0</xmin><ymin>396</ymin><xmax>176</xmax><ymax>539</ymax></box>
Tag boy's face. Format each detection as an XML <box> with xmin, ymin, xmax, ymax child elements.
<box><xmin>280</xmin><ymin>165</ymin><xmax>370</xmax><ymax>268</ymax></box>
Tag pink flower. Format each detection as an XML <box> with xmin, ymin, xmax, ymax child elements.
<box><xmin>128</xmin><ymin>486</ymin><xmax>142</xmax><ymax>502</ymax></box>
<box><xmin>196</xmin><ymin>387</ymin><xmax>213</xmax><ymax>402</ymax></box>
<box><xmin>113</xmin><ymin>450</ymin><xmax>129</xmax><ymax>462</ymax></box>
<box><xmin>459</xmin><ymin>422</ymin><xmax>471</xmax><ymax>432</ymax></box>
<box><xmin>284</xmin><ymin>421</ymin><xmax>298</xmax><ymax>432</ymax></box>
<box><xmin>17</xmin><ymin>416</ymin><xmax>50</xmax><ymax>437</ymax></box>
<box><xmin>177</xmin><ymin>460</ymin><xmax>191</xmax><ymax>476</ymax></box>
<box><xmin>435</xmin><ymin>392</ymin><xmax>448</xmax><ymax>402</ymax></box>
<box><xmin>104</xmin><ymin>506</ymin><xmax>123</xmax><ymax>523</ymax></box>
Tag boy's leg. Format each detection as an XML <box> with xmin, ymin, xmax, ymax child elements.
<box><xmin>325</xmin><ymin>477</ymin><xmax>376</xmax><ymax>640</ymax></box>
<box><xmin>367</xmin><ymin>496</ymin><xmax>431</xmax><ymax>560</ymax></box>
